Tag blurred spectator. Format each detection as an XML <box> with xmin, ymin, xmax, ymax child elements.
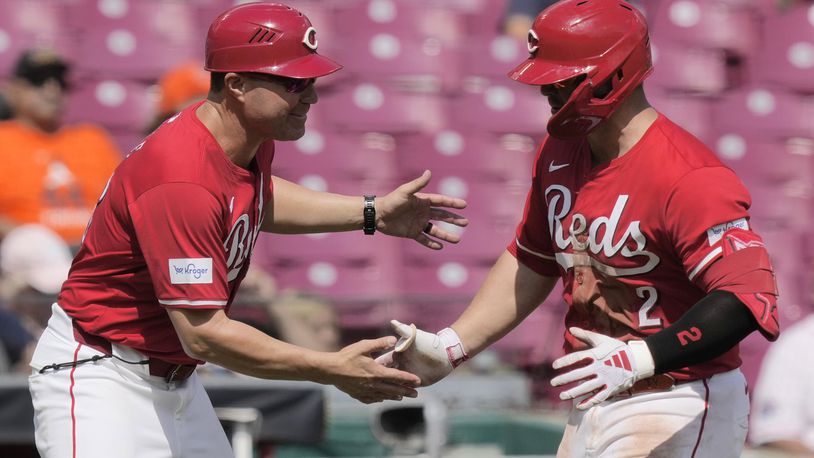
<box><xmin>144</xmin><ymin>61</ymin><xmax>210</xmax><ymax>134</ymax></box>
<box><xmin>0</xmin><ymin>92</ymin><xmax>12</xmax><ymax>121</ymax></box>
<box><xmin>0</xmin><ymin>49</ymin><xmax>122</xmax><ymax>247</ymax></box>
<box><xmin>502</xmin><ymin>0</ymin><xmax>559</xmax><ymax>41</ymax></box>
<box><xmin>750</xmin><ymin>314</ymin><xmax>814</xmax><ymax>455</ymax></box>
<box><xmin>0</xmin><ymin>224</ymin><xmax>72</xmax><ymax>372</ymax></box>
<box><xmin>0</xmin><ymin>224</ymin><xmax>73</xmax><ymax>332</ymax></box>
<box><xmin>268</xmin><ymin>290</ymin><xmax>342</xmax><ymax>352</ymax></box>
<box><xmin>776</xmin><ymin>0</ymin><xmax>814</xmax><ymax>10</ymax></box>
<box><xmin>229</xmin><ymin>265</ymin><xmax>281</xmax><ymax>338</ymax></box>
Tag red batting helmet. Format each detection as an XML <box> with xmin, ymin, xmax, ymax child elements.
<box><xmin>205</xmin><ymin>2</ymin><xmax>342</xmax><ymax>79</ymax></box>
<box><xmin>508</xmin><ymin>0</ymin><xmax>653</xmax><ymax>139</ymax></box>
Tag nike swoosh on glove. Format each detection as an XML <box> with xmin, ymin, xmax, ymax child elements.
<box><xmin>550</xmin><ymin>327</ymin><xmax>655</xmax><ymax>410</ymax></box>
<box><xmin>375</xmin><ymin>320</ymin><xmax>467</xmax><ymax>387</ymax></box>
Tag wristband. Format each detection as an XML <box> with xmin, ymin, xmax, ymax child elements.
<box><xmin>438</xmin><ymin>327</ymin><xmax>468</xmax><ymax>368</ymax></box>
<box><xmin>363</xmin><ymin>195</ymin><xmax>376</xmax><ymax>235</ymax></box>
<box><xmin>628</xmin><ymin>340</ymin><xmax>656</xmax><ymax>378</ymax></box>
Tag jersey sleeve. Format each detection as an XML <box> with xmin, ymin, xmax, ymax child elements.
<box><xmin>129</xmin><ymin>183</ymin><xmax>229</xmax><ymax>309</ymax></box>
<box><xmin>507</xmin><ymin>144</ymin><xmax>560</xmax><ymax>277</ymax></box>
<box><xmin>663</xmin><ymin>167</ymin><xmax>751</xmax><ymax>282</ymax></box>
<box><xmin>664</xmin><ymin>167</ymin><xmax>779</xmax><ymax>339</ymax></box>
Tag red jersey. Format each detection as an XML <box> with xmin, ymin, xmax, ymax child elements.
<box><xmin>59</xmin><ymin>102</ymin><xmax>274</xmax><ymax>365</ymax></box>
<box><xmin>508</xmin><ymin>114</ymin><xmax>777</xmax><ymax>381</ymax></box>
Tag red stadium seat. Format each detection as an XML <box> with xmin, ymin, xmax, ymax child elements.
<box><xmin>397</xmin><ymin>131</ymin><xmax>537</xmax><ymax>183</ymax></box>
<box><xmin>710</xmin><ymin>86</ymin><xmax>814</xmax><ymax>139</ymax></box>
<box><xmin>460</xmin><ymin>35</ymin><xmax>529</xmax><ymax>80</ymax></box>
<box><xmin>69</xmin><ymin>0</ymin><xmax>200</xmax><ymax>79</ymax></box>
<box><xmin>648</xmin><ymin>43</ymin><xmax>729</xmax><ymax>94</ymax></box>
<box><xmin>750</xmin><ymin>3</ymin><xmax>814</xmax><ymax>92</ymax></box>
<box><xmin>648</xmin><ymin>0</ymin><xmax>761</xmax><ymax>56</ymax></box>
<box><xmin>711</xmin><ymin>134</ymin><xmax>814</xmax><ymax>188</ymax></box>
<box><xmin>317</xmin><ymin>82</ymin><xmax>445</xmax><ymax>133</ymax></box>
<box><xmin>64</xmin><ymin>79</ymin><xmax>154</xmax><ymax>130</ymax></box>
<box><xmin>0</xmin><ymin>0</ymin><xmax>78</xmax><ymax>76</ymax></box>
<box><xmin>451</xmin><ymin>80</ymin><xmax>552</xmax><ymax>135</ymax></box>
<box><xmin>272</xmin><ymin>130</ymin><xmax>400</xmax><ymax>181</ymax></box>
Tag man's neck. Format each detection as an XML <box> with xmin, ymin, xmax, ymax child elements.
<box><xmin>16</xmin><ymin>116</ymin><xmax>58</xmax><ymax>134</ymax></box>
<box><xmin>587</xmin><ymin>90</ymin><xmax>658</xmax><ymax>165</ymax></box>
<box><xmin>196</xmin><ymin>99</ymin><xmax>262</xmax><ymax>169</ymax></box>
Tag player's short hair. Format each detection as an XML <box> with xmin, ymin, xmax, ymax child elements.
<box><xmin>209</xmin><ymin>72</ymin><xmax>226</xmax><ymax>93</ymax></box>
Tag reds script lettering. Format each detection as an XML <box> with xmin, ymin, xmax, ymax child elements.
<box><xmin>545</xmin><ymin>186</ymin><xmax>660</xmax><ymax>276</ymax></box>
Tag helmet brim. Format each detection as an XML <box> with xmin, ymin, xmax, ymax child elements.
<box><xmin>263</xmin><ymin>53</ymin><xmax>343</xmax><ymax>79</ymax></box>
<box><xmin>508</xmin><ymin>57</ymin><xmax>587</xmax><ymax>86</ymax></box>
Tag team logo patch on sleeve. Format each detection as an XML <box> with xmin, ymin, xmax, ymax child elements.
<box><xmin>169</xmin><ymin>258</ymin><xmax>213</xmax><ymax>284</ymax></box>
<box><xmin>706</xmin><ymin>218</ymin><xmax>749</xmax><ymax>246</ymax></box>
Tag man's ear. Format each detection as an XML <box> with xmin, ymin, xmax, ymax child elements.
<box><xmin>224</xmin><ymin>72</ymin><xmax>246</xmax><ymax>102</ymax></box>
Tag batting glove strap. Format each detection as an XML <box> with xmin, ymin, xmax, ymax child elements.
<box><xmin>438</xmin><ymin>327</ymin><xmax>468</xmax><ymax>368</ymax></box>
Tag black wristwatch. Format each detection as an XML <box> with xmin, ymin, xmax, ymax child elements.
<box><xmin>363</xmin><ymin>195</ymin><xmax>376</xmax><ymax>235</ymax></box>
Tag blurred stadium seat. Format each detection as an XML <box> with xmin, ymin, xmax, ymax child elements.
<box><xmin>649</xmin><ymin>43</ymin><xmax>729</xmax><ymax>94</ymax></box>
<box><xmin>710</xmin><ymin>86</ymin><xmax>814</xmax><ymax>139</ymax></box>
<box><xmin>64</xmin><ymin>79</ymin><xmax>155</xmax><ymax>130</ymax></box>
<box><xmin>649</xmin><ymin>0</ymin><xmax>761</xmax><ymax>56</ymax></box>
<box><xmin>712</xmin><ymin>134</ymin><xmax>814</xmax><ymax>187</ymax></box>
<box><xmin>397</xmin><ymin>131</ymin><xmax>537</xmax><ymax>183</ymax></box>
<box><xmin>69</xmin><ymin>0</ymin><xmax>200</xmax><ymax>79</ymax></box>
<box><xmin>460</xmin><ymin>35</ymin><xmax>528</xmax><ymax>80</ymax></box>
<box><xmin>272</xmin><ymin>130</ymin><xmax>400</xmax><ymax>181</ymax></box>
<box><xmin>452</xmin><ymin>80</ymin><xmax>552</xmax><ymax>135</ymax></box>
<box><xmin>318</xmin><ymin>82</ymin><xmax>446</xmax><ymax>132</ymax></box>
<box><xmin>0</xmin><ymin>0</ymin><xmax>78</xmax><ymax>76</ymax></box>
<box><xmin>750</xmin><ymin>3</ymin><xmax>814</xmax><ymax>92</ymax></box>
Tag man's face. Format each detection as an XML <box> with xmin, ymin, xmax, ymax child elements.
<box><xmin>11</xmin><ymin>74</ymin><xmax>67</xmax><ymax>132</ymax></box>
<box><xmin>539</xmin><ymin>75</ymin><xmax>586</xmax><ymax>115</ymax></box>
<box><xmin>240</xmin><ymin>73</ymin><xmax>317</xmax><ymax>141</ymax></box>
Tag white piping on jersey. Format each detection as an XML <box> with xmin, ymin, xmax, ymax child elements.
<box><xmin>515</xmin><ymin>238</ymin><xmax>555</xmax><ymax>260</ymax></box>
<box><xmin>688</xmin><ymin>247</ymin><xmax>723</xmax><ymax>281</ymax></box>
<box><xmin>158</xmin><ymin>299</ymin><xmax>228</xmax><ymax>306</ymax></box>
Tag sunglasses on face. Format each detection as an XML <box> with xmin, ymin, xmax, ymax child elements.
<box><xmin>22</xmin><ymin>66</ymin><xmax>71</xmax><ymax>91</ymax></box>
<box><xmin>243</xmin><ymin>73</ymin><xmax>315</xmax><ymax>94</ymax></box>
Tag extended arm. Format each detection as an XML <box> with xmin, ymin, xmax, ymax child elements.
<box><xmin>378</xmin><ymin>251</ymin><xmax>558</xmax><ymax>385</ymax></box>
<box><xmin>167</xmin><ymin>307</ymin><xmax>420</xmax><ymax>404</ymax></box>
<box><xmin>452</xmin><ymin>250</ymin><xmax>559</xmax><ymax>356</ymax></box>
<box><xmin>262</xmin><ymin>171</ymin><xmax>468</xmax><ymax>249</ymax></box>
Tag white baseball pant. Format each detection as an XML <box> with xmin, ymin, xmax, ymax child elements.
<box><xmin>28</xmin><ymin>304</ymin><xmax>234</xmax><ymax>458</ymax></box>
<box><xmin>557</xmin><ymin>369</ymin><xmax>749</xmax><ymax>457</ymax></box>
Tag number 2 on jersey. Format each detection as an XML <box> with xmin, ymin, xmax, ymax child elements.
<box><xmin>636</xmin><ymin>286</ymin><xmax>662</xmax><ymax>328</ymax></box>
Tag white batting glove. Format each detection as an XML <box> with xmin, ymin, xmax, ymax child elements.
<box><xmin>551</xmin><ymin>327</ymin><xmax>655</xmax><ymax>410</ymax></box>
<box><xmin>375</xmin><ymin>320</ymin><xmax>468</xmax><ymax>386</ymax></box>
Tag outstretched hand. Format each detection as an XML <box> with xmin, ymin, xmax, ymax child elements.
<box><xmin>326</xmin><ymin>336</ymin><xmax>421</xmax><ymax>404</ymax></box>
<box><xmin>377</xmin><ymin>170</ymin><xmax>468</xmax><ymax>250</ymax></box>
<box><xmin>375</xmin><ymin>320</ymin><xmax>465</xmax><ymax>387</ymax></box>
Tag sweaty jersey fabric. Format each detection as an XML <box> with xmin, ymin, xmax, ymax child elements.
<box><xmin>59</xmin><ymin>101</ymin><xmax>274</xmax><ymax>365</ymax></box>
<box><xmin>507</xmin><ymin>113</ymin><xmax>777</xmax><ymax>381</ymax></box>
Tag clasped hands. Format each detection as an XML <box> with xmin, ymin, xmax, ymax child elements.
<box><xmin>373</xmin><ymin>322</ymin><xmax>655</xmax><ymax>411</ymax></box>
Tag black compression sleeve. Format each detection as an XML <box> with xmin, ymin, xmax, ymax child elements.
<box><xmin>644</xmin><ymin>290</ymin><xmax>758</xmax><ymax>374</ymax></box>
